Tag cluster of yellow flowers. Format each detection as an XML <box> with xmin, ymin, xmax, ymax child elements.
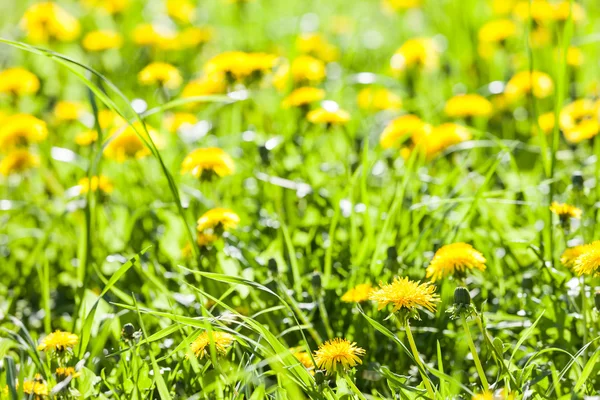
<box><xmin>538</xmin><ymin>99</ymin><xmax>600</xmax><ymax>143</ymax></box>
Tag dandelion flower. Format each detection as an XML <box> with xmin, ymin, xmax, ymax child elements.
<box><xmin>204</xmin><ymin>51</ymin><xmax>278</xmax><ymax>82</ymax></box>
<box><xmin>20</xmin><ymin>2</ymin><xmax>80</xmax><ymax>43</ymax></box>
<box><xmin>166</xmin><ymin>0</ymin><xmax>196</xmax><ymax>23</ymax></box>
<box><xmin>357</xmin><ymin>87</ymin><xmax>402</xmax><ymax>112</ymax></box>
<box><xmin>561</xmin><ymin>246</ymin><xmax>585</xmax><ymax>269</ymax></box>
<box><xmin>79</xmin><ymin>175</ymin><xmax>114</xmax><ymax>194</ymax></box>
<box><xmin>182</xmin><ymin>74</ymin><xmax>226</xmax><ymax>99</ymax></box>
<box><xmin>407</xmin><ymin>123</ymin><xmax>471</xmax><ymax>159</ymax></box>
<box><xmin>293</xmin><ymin>349</ymin><xmax>315</xmax><ymax>371</ymax></box>
<box><xmin>56</xmin><ymin>367</ymin><xmax>80</xmax><ymax>379</ymax></box>
<box><xmin>0</xmin><ymin>150</ymin><xmax>40</xmax><ymax>176</ymax></box>
<box><xmin>573</xmin><ymin>241</ymin><xmax>600</xmax><ymax>276</ymax></box>
<box><xmin>104</xmin><ymin>122</ymin><xmax>161</xmax><ymax>162</ymax></box>
<box><xmin>478</xmin><ymin>19</ymin><xmax>517</xmax><ymax>44</ymax></box>
<box><xmin>567</xmin><ymin>47</ymin><xmax>584</xmax><ymax>67</ymax></box>
<box><xmin>75</xmin><ymin>130</ymin><xmax>98</xmax><ymax>146</ymax></box>
<box><xmin>291</xmin><ymin>55</ymin><xmax>326</xmax><ymax>83</ymax></box>
<box><xmin>82</xmin><ymin>0</ymin><xmax>129</xmax><ymax>14</ymax></box>
<box><xmin>296</xmin><ymin>33</ymin><xmax>339</xmax><ymax>62</ymax></box>
<box><xmin>197</xmin><ymin>233</ymin><xmax>218</xmax><ymax>247</ymax></box>
<box><xmin>369</xmin><ymin>277</ymin><xmax>439</xmax><ymax>314</ymax></box>
<box><xmin>138</xmin><ymin>62</ymin><xmax>182</xmax><ymax>89</ymax></box>
<box><xmin>382</xmin><ymin>0</ymin><xmax>422</xmax><ymax>12</ymax></box>
<box><xmin>341</xmin><ymin>283</ymin><xmax>373</xmax><ymax>303</ymax></box>
<box><xmin>505</xmin><ymin>71</ymin><xmax>554</xmax><ymax>102</ymax></box>
<box><xmin>82</xmin><ymin>30</ymin><xmax>123</xmax><ymax>51</ymax></box>
<box><xmin>472</xmin><ymin>391</ymin><xmax>494</xmax><ymax>400</ymax></box>
<box><xmin>165</xmin><ymin>112</ymin><xmax>198</xmax><ymax>133</ymax></box>
<box><xmin>37</xmin><ymin>330</ymin><xmax>79</xmax><ymax>352</ymax></box>
<box><xmin>0</xmin><ymin>67</ymin><xmax>40</xmax><ymax>96</ymax></box>
<box><xmin>550</xmin><ymin>202</ymin><xmax>582</xmax><ymax>220</ymax></box>
<box><xmin>197</xmin><ymin>208</ymin><xmax>240</xmax><ymax>232</ymax></box>
<box><xmin>313</xmin><ymin>338</ymin><xmax>365</xmax><ymax>374</ymax></box>
<box><xmin>426</xmin><ymin>243</ymin><xmax>486</xmax><ymax>282</ymax></box>
<box><xmin>379</xmin><ymin>114</ymin><xmax>427</xmax><ymax>149</ymax></box>
<box><xmin>54</xmin><ymin>101</ymin><xmax>86</xmax><ymax>122</ymax></box>
<box><xmin>513</xmin><ymin>1</ymin><xmax>554</xmax><ymax>22</ymax></box>
<box><xmin>391</xmin><ymin>38</ymin><xmax>439</xmax><ymax>73</ymax></box>
<box><xmin>444</xmin><ymin>94</ymin><xmax>493</xmax><ymax>118</ymax></box>
<box><xmin>537</xmin><ymin>112</ymin><xmax>555</xmax><ymax>135</ymax></box>
<box><xmin>559</xmin><ymin>99</ymin><xmax>600</xmax><ymax>144</ymax></box>
<box><xmin>23</xmin><ymin>379</ymin><xmax>48</xmax><ymax>399</ymax></box>
<box><xmin>282</xmin><ymin>87</ymin><xmax>325</xmax><ymax>108</ymax></box>
<box><xmin>307</xmin><ymin>107</ymin><xmax>350</xmax><ymax>125</ymax></box>
<box><xmin>190</xmin><ymin>331</ymin><xmax>234</xmax><ymax>358</ymax></box>
<box><xmin>181</xmin><ymin>148</ymin><xmax>235</xmax><ymax>180</ymax></box>
<box><xmin>0</xmin><ymin>114</ymin><xmax>48</xmax><ymax>150</ymax></box>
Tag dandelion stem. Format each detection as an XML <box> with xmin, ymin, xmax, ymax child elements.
<box><xmin>343</xmin><ymin>374</ymin><xmax>367</xmax><ymax>400</ymax></box>
<box><xmin>404</xmin><ymin>320</ymin><xmax>435</xmax><ymax>398</ymax></box>
<box><xmin>581</xmin><ymin>276</ymin><xmax>588</xmax><ymax>364</ymax></box>
<box><xmin>461</xmin><ymin>315</ymin><xmax>489</xmax><ymax>390</ymax></box>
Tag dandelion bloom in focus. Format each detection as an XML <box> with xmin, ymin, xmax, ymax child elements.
<box><xmin>165</xmin><ymin>112</ymin><xmax>198</xmax><ymax>133</ymax></box>
<box><xmin>550</xmin><ymin>202</ymin><xmax>582</xmax><ymax>220</ymax></box>
<box><xmin>444</xmin><ymin>94</ymin><xmax>493</xmax><ymax>118</ymax></box>
<box><xmin>282</xmin><ymin>87</ymin><xmax>325</xmax><ymax>108</ymax></box>
<box><xmin>104</xmin><ymin>122</ymin><xmax>161</xmax><ymax>162</ymax></box>
<box><xmin>573</xmin><ymin>241</ymin><xmax>600</xmax><ymax>276</ymax></box>
<box><xmin>138</xmin><ymin>62</ymin><xmax>183</xmax><ymax>89</ymax></box>
<box><xmin>0</xmin><ymin>150</ymin><xmax>40</xmax><ymax>176</ymax></box>
<box><xmin>190</xmin><ymin>331</ymin><xmax>234</xmax><ymax>358</ymax></box>
<box><xmin>369</xmin><ymin>277</ymin><xmax>439</xmax><ymax>315</ymax></box>
<box><xmin>79</xmin><ymin>175</ymin><xmax>114</xmax><ymax>194</ymax></box>
<box><xmin>291</xmin><ymin>55</ymin><xmax>326</xmax><ymax>83</ymax></box>
<box><xmin>559</xmin><ymin>99</ymin><xmax>600</xmax><ymax>144</ymax></box>
<box><xmin>82</xmin><ymin>30</ymin><xmax>123</xmax><ymax>51</ymax></box>
<box><xmin>0</xmin><ymin>114</ymin><xmax>48</xmax><ymax>150</ymax></box>
<box><xmin>313</xmin><ymin>338</ymin><xmax>365</xmax><ymax>374</ymax></box>
<box><xmin>561</xmin><ymin>245</ymin><xmax>585</xmax><ymax>269</ymax></box>
<box><xmin>357</xmin><ymin>87</ymin><xmax>402</xmax><ymax>112</ymax></box>
<box><xmin>296</xmin><ymin>33</ymin><xmax>339</xmax><ymax>62</ymax></box>
<box><xmin>0</xmin><ymin>68</ymin><xmax>40</xmax><ymax>96</ymax></box>
<box><xmin>341</xmin><ymin>283</ymin><xmax>373</xmax><ymax>303</ymax></box>
<box><xmin>307</xmin><ymin>106</ymin><xmax>350</xmax><ymax>125</ymax></box>
<box><xmin>426</xmin><ymin>243</ymin><xmax>486</xmax><ymax>282</ymax></box>
<box><xmin>379</xmin><ymin>114</ymin><xmax>427</xmax><ymax>149</ymax></box>
<box><xmin>478</xmin><ymin>19</ymin><xmax>517</xmax><ymax>44</ymax></box>
<box><xmin>505</xmin><ymin>71</ymin><xmax>553</xmax><ymax>102</ymax></box>
<box><xmin>20</xmin><ymin>2</ymin><xmax>80</xmax><ymax>43</ymax></box>
<box><xmin>23</xmin><ymin>379</ymin><xmax>49</xmax><ymax>398</ymax></box>
<box><xmin>56</xmin><ymin>367</ymin><xmax>80</xmax><ymax>379</ymax></box>
<box><xmin>37</xmin><ymin>330</ymin><xmax>79</xmax><ymax>352</ymax></box>
<box><xmin>391</xmin><ymin>38</ymin><xmax>439</xmax><ymax>73</ymax></box>
<box><xmin>197</xmin><ymin>208</ymin><xmax>240</xmax><ymax>233</ymax></box>
<box><xmin>82</xmin><ymin>0</ymin><xmax>129</xmax><ymax>14</ymax></box>
<box><xmin>181</xmin><ymin>148</ymin><xmax>235</xmax><ymax>180</ymax></box>
<box><xmin>54</xmin><ymin>101</ymin><xmax>86</xmax><ymax>122</ymax></box>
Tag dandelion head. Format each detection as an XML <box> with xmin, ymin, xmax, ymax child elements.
<box><xmin>196</xmin><ymin>208</ymin><xmax>240</xmax><ymax>233</ymax></box>
<box><xmin>573</xmin><ymin>241</ymin><xmax>600</xmax><ymax>276</ymax></box>
<box><xmin>181</xmin><ymin>148</ymin><xmax>235</xmax><ymax>181</ymax></box>
<box><xmin>369</xmin><ymin>277</ymin><xmax>439</xmax><ymax>317</ymax></box>
<box><xmin>313</xmin><ymin>338</ymin><xmax>365</xmax><ymax>374</ymax></box>
<box><xmin>426</xmin><ymin>243</ymin><xmax>486</xmax><ymax>282</ymax></box>
<box><xmin>0</xmin><ymin>67</ymin><xmax>40</xmax><ymax>96</ymax></box>
<box><xmin>138</xmin><ymin>62</ymin><xmax>182</xmax><ymax>89</ymax></box>
<box><xmin>190</xmin><ymin>331</ymin><xmax>235</xmax><ymax>359</ymax></box>
<box><xmin>37</xmin><ymin>330</ymin><xmax>79</xmax><ymax>352</ymax></box>
<box><xmin>341</xmin><ymin>283</ymin><xmax>373</xmax><ymax>303</ymax></box>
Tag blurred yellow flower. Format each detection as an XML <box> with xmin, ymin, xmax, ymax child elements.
<box><xmin>167</xmin><ymin>0</ymin><xmax>196</xmax><ymax>23</ymax></box>
<box><xmin>75</xmin><ymin>130</ymin><xmax>98</xmax><ymax>146</ymax></box>
<box><xmin>513</xmin><ymin>1</ymin><xmax>554</xmax><ymax>22</ymax></box>
<box><xmin>537</xmin><ymin>112</ymin><xmax>555</xmax><ymax>135</ymax></box>
<box><xmin>560</xmin><ymin>99</ymin><xmax>600</xmax><ymax>144</ymax></box>
<box><xmin>444</xmin><ymin>94</ymin><xmax>493</xmax><ymax>118</ymax></box>
<box><xmin>82</xmin><ymin>30</ymin><xmax>123</xmax><ymax>51</ymax></box>
<box><xmin>550</xmin><ymin>202</ymin><xmax>582</xmax><ymax>220</ymax></box>
<box><xmin>553</xmin><ymin>1</ymin><xmax>585</xmax><ymax>22</ymax></box>
<box><xmin>478</xmin><ymin>19</ymin><xmax>517</xmax><ymax>44</ymax></box>
<box><xmin>307</xmin><ymin>107</ymin><xmax>350</xmax><ymax>125</ymax></box>
<box><xmin>54</xmin><ymin>101</ymin><xmax>86</xmax><ymax>122</ymax></box>
<box><xmin>291</xmin><ymin>55</ymin><xmax>326</xmax><ymax>83</ymax></box>
<box><xmin>529</xmin><ymin>26</ymin><xmax>552</xmax><ymax>49</ymax></box>
<box><xmin>98</xmin><ymin>109</ymin><xmax>126</xmax><ymax>130</ymax></box>
<box><xmin>282</xmin><ymin>87</ymin><xmax>325</xmax><ymax>108</ymax></box>
<box><xmin>341</xmin><ymin>283</ymin><xmax>373</xmax><ymax>303</ymax></box>
<box><xmin>0</xmin><ymin>114</ymin><xmax>48</xmax><ymax>150</ymax></box>
<box><xmin>197</xmin><ymin>208</ymin><xmax>240</xmax><ymax>232</ymax></box>
<box><xmin>56</xmin><ymin>367</ymin><xmax>80</xmax><ymax>379</ymax></box>
<box><xmin>379</xmin><ymin>114</ymin><xmax>427</xmax><ymax>149</ymax></box>
<box><xmin>391</xmin><ymin>38</ymin><xmax>439</xmax><ymax>72</ymax></box>
<box><xmin>381</xmin><ymin>0</ymin><xmax>422</xmax><ymax>12</ymax></box>
<box><xmin>20</xmin><ymin>2</ymin><xmax>80</xmax><ymax>43</ymax></box>
<box><xmin>205</xmin><ymin>51</ymin><xmax>278</xmax><ymax>81</ymax></box>
<box><xmin>313</xmin><ymin>338</ymin><xmax>365</xmax><ymax>374</ymax></box>
<box><xmin>561</xmin><ymin>245</ymin><xmax>585</xmax><ymax>269</ymax></box>
<box><xmin>573</xmin><ymin>241</ymin><xmax>600</xmax><ymax>276</ymax></box>
<box><xmin>165</xmin><ymin>112</ymin><xmax>198</xmax><ymax>133</ymax></box>
<box><xmin>492</xmin><ymin>0</ymin><xmax>517</xmax><ymax>16</ymax></box>
<box><xmin>197</xmin><ymin>233</ymin><xmax>218</xmax><ymax>247</ymax></box>
<box><xmin>403</xmin><ymin>123</ymin><xmax>471</xmax><ymax>159</ymax></box>
<box><xmin>426</xmin><ymin>243</ymin><xmax>486</xmax><ymax>282</ymax></box>
<box><xmin>472</xmin><ymin>391</ymin><xmax>494</xmax><ymax>400</ymax></box>
<box><xmin>296</xmin><ymin>33</ymin><xmax>339</xmax><ymax>62</ymax></box>
<box><xmin>190</xmin><ymin>331</ymin><xmax>234</xmax><ymax>358</ymax></box>
<box><xmin>357</xmin><ymin>87</ymin><xmax>402</xmax><ymax>112</ymax></box>
<box><xmin>505</xmin><ymin>71</ymin><xmax>553</xmax><ymax>102</ymax></box>
<box><xmin>566</xmin><ymin>47</ymin><xmax>584</xmax><ymax>67</ymax></box>
<box><xmin>23</xmin><ymin>379</ymin><xmax>48</xmax><ymax>398</ymax></box>
<box><xmin>79</xmin><ymin>175</ymin><xmax>114</xmax><ymax>194</ymax></box>
<box><xmin>104</xmin><ymin>122</ymin><xmax>161</xmax><ymax>162</ymax></box>
<box><xmin>369</xmin><ymin>277</ymin><xmax>440</xmax><ymax>313</ymax></box>
<box><xmin>0</xmin><ymin>67</ymin><xmax>40</xmax><ymax>96</ymax></box>
<box><xmin>138</xmin><ymin>62</ymin><xmax>182</xmax><ymax>89</ymax></box>
<box><xmin>293</xmin><ymin>349</ymin><xmax>315</xmax><ymax>371</ymax></box>
<box><xmin>37</xmin><ymin>330</ymin><xmax>79</xmax><ymax>352</ymax></box>
<box><xmin>82</xmin><ymin>0</ymin><xmax>129</xmax><ymax>14</ymax></box>
<box><xmin>178</xmin><ymin>27</ymin><xmax>213</xmax><ymax>48</ymax></box>
<box><xmin>0</xmin><ymin>150</ymin><xmax>39</xmax><ymax>176</ymax></box>
<box><xmin>182</xmin><ymin>74</ymin><xmax>226</xmax><ymax>99</ymax></box>
<box><xmin>132</xmin><ymin>24</ymin><xmax>177</xmax><ymax>48</ymax></box>
<box><xmin>181</xmin><ymin>148</ymin><xmax>235</xmax><ymax>180</ymax></box>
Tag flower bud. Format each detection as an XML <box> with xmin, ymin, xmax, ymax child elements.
<box><xmin>453</xmin><ymin>287</ymin><xmax>471</xmax><ymax>306</ymax></box>
<box><xmin>572</xmin><ymin>171</ymin><xmax>584</xmax><ymax>191</ymax></box>
<box><xmin>267</xmin><ymin>258</ymin><xmax>278</xmax><ymax>274</ymax></box>
<box><xmin>314</xmin><ymin>370</ymin><xmax>325</xmax><ymax>385</ymax></box>
<box><xmin>121</xmin><ymin>323</ymin><xmax>137</xmax><ymax>342</ymax></box>
<box><xmin>311</xmin><ymin>271</ymin><xmax>322</xmax><ymax>291</ymax></box>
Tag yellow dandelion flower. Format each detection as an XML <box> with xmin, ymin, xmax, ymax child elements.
<box><xmin>492</xmin><ymin>0</ymin><xmax>517</xmax><ymax>16</ymax></box>
<box><xmin>293</xmin><ymin>349</ymin><xmax>315</xmax><ymax>370</ymax></box>
<box><xmin>204</xmin><ymin>51</ymin><xmax>278</xmax><ymax>81</ymax></box>
<box><xmin>381</xmin><ymin>0</ymin><xmax>422</xmax><ymax>12</ymax></box>
<box><xmin>138</xmin><ymin>62</ymin><xmax>182</xmax><ymax>89</ymax></box>
<box><xmin>37</xmin><ymin>330</ymin><xmax>79</xmax><ymax>352</ymax></box>
<box><xmin>407</xmin><ymin>123</ymin><xmax>470</xmax><ymax>159</ymax></box>
<box><xmin>313</xmin><ymin>338</ymin><xmax>365</xmax><ymax>374</ymax></box>
<box><xmin>197</xmin><ymin>208</ymin><xmax>240</xmax><ymax>232</ymax></box>
<box><xmin>529</xmin><ymin>26</ymin><xmax>552</xmax><ymax>49</ymax></box>
<box><xmin>341</xmin><ymin>283</ymin><xmax>373</xmax><ymax>303</ymax></box>
<box><xmin>561</xmin><ymin>246</ymin><xmax>585</xmax><ymax>269</ymax></box>
<box><xmin>165</xmin><ymin>112</ymin><xmax>198</xmax><ymax>133</ymax></box>
<box><xmin>0</xmin><ymin>114</ymin><xmax>48</xmax><ymax>151</ymax></box>
<box><xmin>291</xmin><ymin>55</ymin><xmax>326</xmax><ymax>83</ymax></box>
<box><xmin>369</xmin><ymin>277</ymin><xmax>440</xmax><ymax>313</ymax></box>
<box><xmin>20</xmin><ymin>2</ymin><xmax>80</xmax><ymax>43</ymax></box>
<box><xmin>282</xmin><ymin>87</ymin><xmax>325</xmax><ymax>108</ymax></box>
<box><xmin>307</xmin><ymin>107</ymin><xmax>350</xmax><ymax>125</ymax></box>
<box><xmin>82</xmin><ymin>30</ymin><xmax>123</xmax><ymax>52</ymax></box>
<box><xmin>537</xmin><ymin>112</ymin><xmax>555</xmax><ymax>135</ymax></box>
<box><xmin>181</xmin><ymin>148</ymin><xmax>235</xmax><ymax>180</ymax></box>
<box><xmin>444</xmin><ymin>94</ymin><xmax>493</xmax><ymax>118</ymax></box>
<box><xmin>566</xmin><ymin>47</ymin><xmax>584</xmax><ymax>67</ymax></box>
<box><xmin>182</xmin><ymin>73</ymin><xmax>226</xmax><ymax>100</ymax></box>
<box><xmin>426</xmin><ymin>243</ymin><xmax>486</xmax><ymax>282</ymax></box>
<box><xmin>391</xmin><ymin>38</ymin><xmax>439</xmax><ymax>73</ymax></box>
<box><xmin>357</xmin><ymin>87</ymin><xmax>402</xmax><ymax>112</ymax></box>
<box><xmin>79</xmin><ymin>175</ymin><xmax>114</xmax><ymax>194</ymax></box>
<box><xmin>177</xmin><ymin>26</ymin><xmax>213</xmax><ymax>49</ymax></box>
<box><xmin>0</xmin><ymin>67</ymin><xmax>40</xmax><ymax>96</ymax></box>
<box><xmin>54</xmin><ymin>101</ymin><xmax>86</xmax><ymax>122</ymax></box>
<box><xmin>379</xmin><ymin>114</ymin><xmax>427</xmax><ymax>149</ymax></box>
<box><xmin>513</xmin><ymin>1</ymin><xmax>554</xmax><ymax>22</ymax></box>
<box><xmin>97</xmin><ymin>109</ymin><xmax>126</xmax><ymax>130</ymax></box>
<box><xmin>167</xmin><ymin>0</ymin><xmax>196</xmax><ymax>23</ymax></box>
<box><xmin>132</xmin><ymin>24</ymin><xmax>173</xmax><ymax>47</ymax></box>
<box><xmin>505</xmin><ymin>71</ymin><xmax>554</xmax><ymax>102</ymax></box>
<box><xmin>104</xmin><ymin>122</ymin><xmax>161</xmax><ymax>162</ymax></box>
<box><xmin>550</xmin><ymin>202</ymin><xmax>582</xmax><ymax>220</ymax></box>
<box><xmin>478</xmin><ymin>19</ymin><xmax>517</xmax><ymax>44</ymax></box>
<box><xmin>197</xmin><ymin>232</ymin><xmax>218</xmax><ymax>247</ymax></box>
<box><xmin>472</xmin><ymin>391</ymin><xmax>494</xmax><ymax>400</ymax></box>
<box><xmin>82</xmin><ymin>0</ymin><xmax>129</xmax><ymax>14</ymax></box>
<box><xmin>296</xmin><ymin>33</ymin><xmax>339</xmax><ymax>62</ymax></box>
<box><xmin>0</xmin><ymin>150</ymin><xmax>40</xmax><ymax>176</ymax></box>
<box><xmin>573</xmin><ymin>241</ymin><xmax>600</xmax><ymax>276</ymax></box>
<box><xmin>56</xmin><ymin>367</ymin><xmax>80</xmax><ymax>379</ymax></box>
<box><xmin>23</xmin><ymin>379</ymin><xmax>48</xmax><ymax>398</ymax></box>
<box><xmin>75</xmin><ymin>130</ymin><xmax>98</xmax><ymax>146</ymax></box>
<box><xmin>190</xmin><ymin>331</ymin><xmax>234</xmax><ymax>358</ymax></box>
<box><xmin>552</xmin><ymin>1</ymin><xmax>585</xmax><ymax>22</ymax></box>
<box><xmin>559</xmin><ymin>99</ymin><xmax>600</xmax><ymax>144</ymax></box>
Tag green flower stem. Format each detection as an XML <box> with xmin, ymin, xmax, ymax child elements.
<box><xmin>461</xmin><ymin>315</ymin><xmax>489</xmax><ymax>390</ymax></box>
<box><xmin>343</xmin><ymin>373</ymin><xmax>367</xmax><ymax>400</ymax></box>
<box><xmin>581</xmin><ymin>276</ymin><xmax>588</xmax><ymax>364</ymax></box>
<box><xmin>404</xmin><ymin>321</ymin><xmax>435</xmax><ymax>399</ymax></box>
